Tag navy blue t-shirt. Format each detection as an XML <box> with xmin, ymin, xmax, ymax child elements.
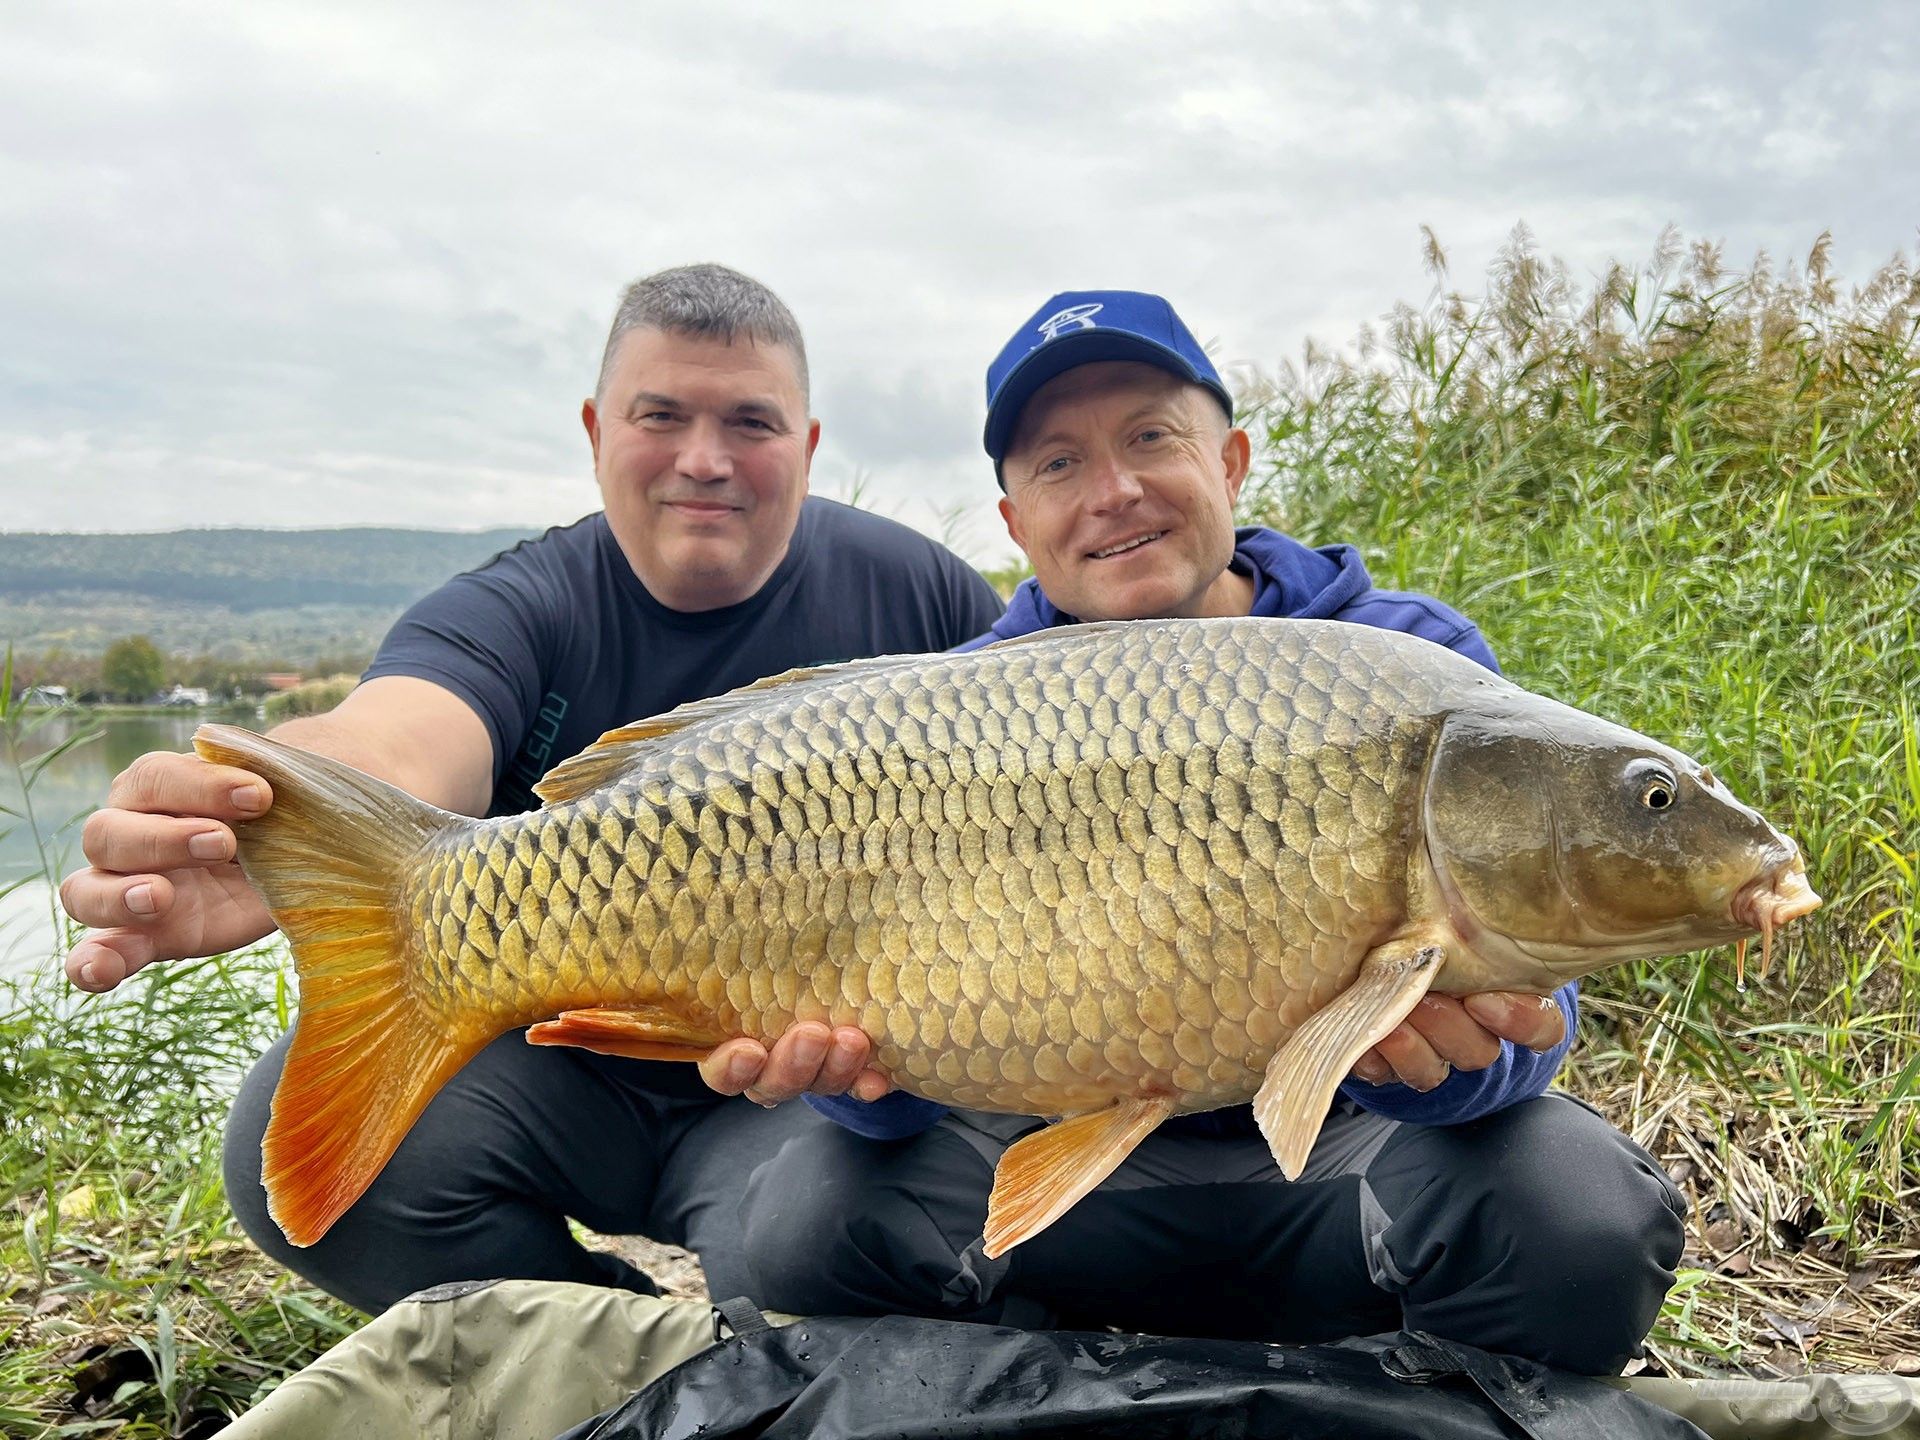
<box><xmin>363</xmin><ymin>498</ymin><xmax>1006</xmax><ymax>816</ymax></box>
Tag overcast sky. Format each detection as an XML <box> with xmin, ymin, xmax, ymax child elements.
<box><xmin>2</xmin><ymin>1</ymin><xmax>1914</xmax><ymax>566</ymax></box>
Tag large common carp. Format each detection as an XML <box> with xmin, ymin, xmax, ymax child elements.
<box><xmin>195</xmin><ymin>618</ymin><xmax>1819</xmax><ymax>1255</ymax></box>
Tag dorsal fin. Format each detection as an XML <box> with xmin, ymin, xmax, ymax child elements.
<box><xmin>974</xmin><ymin>618</ymin><xmax>1156</xmax><ymax>652</ymax></box>
<box><xmin>531</xmin><ymin>649</ymin><xmax>943</xmax><ymax>806</ymax></box>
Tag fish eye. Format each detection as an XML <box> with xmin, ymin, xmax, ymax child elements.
<box><xmin>1626</xmin><ymin>759</ymin><xmax>1679</xmax><ymax>812</ymax></box>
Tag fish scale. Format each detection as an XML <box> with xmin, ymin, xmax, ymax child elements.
<box><xmin>406</xmin><ymin>621</ymin><xmax>1437</xmax><ymax>1116</ymax></box>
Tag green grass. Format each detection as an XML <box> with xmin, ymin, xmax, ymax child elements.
<box><xmin>0</xmin><ymin>672</ymin><xmax>355</xmax><ymax>1437</ymax></box>
<box><xmin>1241</xmin><ymin>226</ymin><xmax>1920</xmax><ymax>1369</ymax></box>
<box><xmin>0</xmin><ymin>942</ymin><xmax>356</xmax><ymax>1438</ymax></box>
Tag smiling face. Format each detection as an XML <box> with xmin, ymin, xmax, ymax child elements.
<box><xmin>582</xmin><ymin>327</ymin><xmax>819</xmax><ymax>613</ymax></box>
<box><xmin>997</xmin><ymin>362</ymin><xmax>1253</xmax><ymax>621</ymax></box>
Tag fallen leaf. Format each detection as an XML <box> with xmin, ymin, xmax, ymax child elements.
<box><xmin>1845</xmin><ymin>1264</ymin><xmax>1883</xmax><ymax>1292</ymax></box>
<box><xmin>1889</xmin><ymin>1354</ymin><xmax>1920</xmax><ymax>1376</ymax></box>
<box><xmin>1763</xmin><ymin>1346</ymin><xmax>1807</xmax><ymax>1377</ymax></box>
<box><xmin>56</xmin><ymin>1185</ymin><xmax>94</xmax><ymax>1220</ymax></box>
<box><xmin>1717</xmin><ymin>1253</ymin><xmax>1752</xmax><ymax>1277</ymax></box>
<box><xmin>1704</xmin><ymin>1219</ymin><xmax>1743</xmax><ymax>1254</ymax></box>
<box><xmin>1762</xmin><ymin>1311</ymin><xmax>1819</xmax><ymax>1345</ymax></box>
<box><xmin>1810</xmin><ymin>1292</ymin><xmax>1858</xmax><ymax>1322</ymax></box>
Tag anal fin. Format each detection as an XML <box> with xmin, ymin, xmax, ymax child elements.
<box><xmin>983</xmin><ymin>1096</ymin><xmax>1174</xmax><ymax>1259</ymax></box>
<box><xmin>527</xmin><ymin>1004</ymin><xmax>729</xmax><ymax>1063</ymax></box>
<box><xmin>1256</xmin><ymin>942</ymin><xmax>1445</xmax><ymax>1180</ymax></box>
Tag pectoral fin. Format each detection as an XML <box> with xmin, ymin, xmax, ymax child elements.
<box><xmin>526</xmin><ymin>1004</ymin><xmax>729</xmax><ymax>1063</ymax></box>
<box><xmin>1256</xmin><ymin>943</ymin><xmax>1445</xmax><ymax>1179</ymax></box>
<box><xmin>982</xmin><ymin>1096</ymin><xmax>1175</xmax><ymax>1259</ymax></box>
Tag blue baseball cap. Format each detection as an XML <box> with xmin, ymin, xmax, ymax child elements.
<box><xmin>982</xmin><ymin>289</ymin><xmax>1234</xmax><ymax>477</ymax></box>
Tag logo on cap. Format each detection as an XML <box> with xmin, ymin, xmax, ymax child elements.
<box><xmin>1036</xmin><ymin>303</ymin><xmax>1104</xmax><ymax>344</ymax></box>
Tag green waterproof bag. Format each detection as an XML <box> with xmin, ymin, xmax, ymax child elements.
<box><xmin>212</xmin><ymin>1280</ymin><xmax>721</xmax><ymax>1440</ymax></box>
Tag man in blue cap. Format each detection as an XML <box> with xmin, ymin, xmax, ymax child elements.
<box><xmin>740</xmin><ymin>290</ymin><xmax>1686</xmax><ymax>1376</ymax></box>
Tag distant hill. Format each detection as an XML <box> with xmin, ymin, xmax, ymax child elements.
<box><xmin>0</xmin><ymin>527</ymin><xmax>546</xmax><ymax>610</ymax></box>
<box><xmin>0</xmin><ymin>525</ymin><xmax>550</xmax><ymax>664</ymax></box>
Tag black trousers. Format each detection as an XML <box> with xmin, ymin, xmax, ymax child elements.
<box><xmin>735</xmin><ymin>1094</ymin><xmax>1688</xmax><ymax>1377</ymax></box>
<box><xmin>226</xmin><ymin>1032</ymin><xmax>1684</xmax><ymax>1376</ymax></box>
<box><xmin>222</xmin><ymin>1029</ymin><xmax>825</xmax><ymax>1315</ymax></box>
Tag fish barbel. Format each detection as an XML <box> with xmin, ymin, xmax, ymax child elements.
<box><xmin>194</xmin><ymin>618</ymin><xmax>1820</xmax><ymax>1253</ymax></box>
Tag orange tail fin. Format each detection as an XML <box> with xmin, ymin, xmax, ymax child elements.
<box><xmin>193</xmin><ymin>723</ymin><xmax>489</xmax><ymax>1247</ymax></box>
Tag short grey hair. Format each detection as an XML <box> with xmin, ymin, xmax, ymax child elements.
<box><xmin>595</xmin><ymin>263</ymin><xmax>809</xmax><ymax>406</ymax></box>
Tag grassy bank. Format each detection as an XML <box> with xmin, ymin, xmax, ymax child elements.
<box><xmin>0</xmin><ymin>949</ymin><xmax>353</xmax><ymax>1437</ymax></box>
<box><xmin>3</xmin><ymin>228</ymin><xmax>1916</xmax><ymax>1432</ymax></box>
<box><xmin>1242</xmin><ymin>226</ymin><xmax>1920</xmax><ymax>1371</ymax></box>
<box><xmin>0</xmin><ymin>677</ymin><xmax>357</xmax><ymax>1437</ymax></box>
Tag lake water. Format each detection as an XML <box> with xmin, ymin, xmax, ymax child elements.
<box><xmin>1</xmin><ymin>709</ymin><xmax>264</xmax><ymax>973</ymax></box>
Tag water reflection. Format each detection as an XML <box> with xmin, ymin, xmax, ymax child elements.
<box><xmin>1</xmin><ymin>878</ymin><xmax>64</xmax><ymax>975</ymax></box>
<box><xmin>1</xmin><ymin>709</ymin><xmax>264</xmax><ymax>966</ymax></box>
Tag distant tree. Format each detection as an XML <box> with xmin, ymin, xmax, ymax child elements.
<box><xmin>33</xmin><ymin>648</ymin><xmax>103</xmax><ymax>699</ymax></box>
<box><xmin>15</xmin><ymin>648</ymin><xmax>69</xmax><ymax>690</ymax></box>
<box><xmin>182</xmin><ymin>653</ymin><xmax>225</xmax><ymax>689</ymax></box>
<box><xmin>19</xmin><ymin>647</ymin><xmax>108</xmax><ymax>703</ymax></box>
<box><xmin>101</xmin><ymin>635</ymin><xmax>167</xmax><ymax>701</ymax></box>
<box><xmin>306</xmin><ymin>651</ymin><xmax>373</xmax><ymax>680</ymax></box>
<box><xmin>182</xmin><ymin>653</ymin><xmax>261</xmax><ymax>699</ymax></box>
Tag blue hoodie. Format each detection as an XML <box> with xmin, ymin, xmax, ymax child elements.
<box><xmin>808</xmin><ymin>527</ymin><xmax>1578</xmax><ymax>1140</ymax></box>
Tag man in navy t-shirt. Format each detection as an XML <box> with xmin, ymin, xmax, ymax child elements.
<box><xmin>58</xmin><ymin>264</ymin><xmax>1004</xmax><ymax>1311</ymax></box>
<box><xmin>743</xmin><ymin>291</ymin><xmax>1685</xmax><ymax>1376</ymax></box>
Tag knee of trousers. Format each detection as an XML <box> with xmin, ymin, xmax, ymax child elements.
<box><xmin>1480</xmin><ymin>1176</ymin><xmax>1684</xmax><ymax>1376</ymax></box>
<box><xmin>737</xmin><ymin>1130</ymin><xmax>988</xmax><ymax>1318</ymax></box>
<box><xmin>220</xmin><ymin>1035</ymin><xmax>290</xmax><ymax>1263</ymax></box>
<box><xmin>1391</xmin><ymin>1101</ymin><xmax>1688</xmax><ymax>1370</ymax></box>
<box><xmin>220</xmin><ymin>1036</ymin><xmax>392</xmax><ymax>1308</ymax></box>
<box><xmin>1469</xmin><ymin>1158</ymin><xmax>1687</xmax><ymax>1303</ymax></box>
<box><xmin>219</xmin><ymin>1034</ymin><xmax>480</xmax><ymax>1313</ymax></box>
<box><xmin>1413</xmin><ymin>1098</ymin><xmax>1683</xmax><ymax>1245</ymax></box>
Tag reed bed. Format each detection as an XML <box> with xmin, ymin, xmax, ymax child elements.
<box><xmin>1241</xmin><ymin>224</ymin><xmax>1920</xmax><ymax>1376</ymax></box>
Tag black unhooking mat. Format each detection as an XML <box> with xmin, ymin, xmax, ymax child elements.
<box><xmin>561</xmin><ymin>1301</ymin><xmax>1709</xmax><ymax>1440</ymax></box>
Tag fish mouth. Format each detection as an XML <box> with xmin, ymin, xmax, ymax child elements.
<box><xmin>1730</xmin><ymin>858</ymin><xmax>1822</xmax><ymax>983</ymax></box>
<box><xmin>1087</xmin><ymin>530</ymin><xmax>1168</xmax><ymax>560</ymax></box>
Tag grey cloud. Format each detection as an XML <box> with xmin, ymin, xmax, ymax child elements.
<box><xmin>1</xmin><ymin>0</ymin><xmax>1914</xmax><ymax>542</ymax></box>
<box><xmin>817</xmin><ymin>367</ymin><xmax>982</xmax><ymax>470</ymax></box>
